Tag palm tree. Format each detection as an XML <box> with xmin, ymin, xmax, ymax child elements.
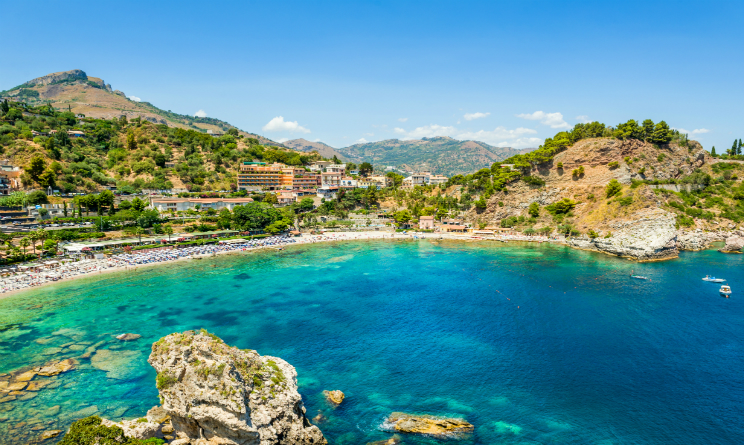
<box><xmin>19</xmin><ymin>237</ymin><xmax>30</xmax><ymax>256</ymax></box>
<box><xmin>28</xmin><ymin>232</ymin><xmax>39</xmax><ymax>256</ymax></box>
<box><xmin>134</xmin><ymin>227</ymin><xmax>145</xmax><ymax>244</ymax></box>
<box><xmin>36</xmin><ymin>228</ymin><xmax>48</xmax><ymax>253</ymax></box>
<box><xmin>163</xmin><ymin>225</ymin><xmax>174</xmax><ymax>242</ymax></box>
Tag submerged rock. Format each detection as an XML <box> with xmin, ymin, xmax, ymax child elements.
<box><xmin>39</xmin><ymin>429</ymin><xmax>62</xmax><ymax>440</ymax></box>
<box><xmin>386</xmin><ymin>412</ymin><xmax>473</xmax><ymax>437</ymax></box>
<box><xmin>323</xmin><ymin>390</ymin><xmax>345</xmax><ymax>406</ymax></box>
<box><xmin>366</xmin><ymin>435</ymin><xmax>402</xmax><ymax>445</ymax></box>
<box><xmin>148</xmin><ymin>330</ymin><xmax>327</xmax><ymax>445</ymax></box>
<box><xmin>116</xmin><ymin>333</ymin><xmax>142</xmax><ymax>341</ymax></box>
<box><xmin>36</xmin><ymin>359</ymin><xmax>76</xmax><ymax>376</ymax></box>
<box><xmin>91</xmin><ymin>349</ymin><xmax>145</xmax><ymax>380</ymax></box>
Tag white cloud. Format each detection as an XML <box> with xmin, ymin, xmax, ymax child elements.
<box><xmin>675</xmin><ymin>128</ymin><xmax>709</xmax><ymax>135</ymax></box>
<box><xmin>128</xmin><ymin>96</ymin><xmax>141</xmax><ymax>102</ymax></box>
<box><xmin>463</xmin><ymin>112</ymin><xmax>490</xmax><ymax>121</ymax></box>
<box><xmin>398</xmin><ymin>117</ymin><xmax>408</xmax><ymax>122</ymax></box>
<box><xmin>356</xmin><ymin>138</ymin><xmax>368</xmax><ymax>143</ymax></box>
<box><xmin>276</xmin><ymin>138</ymin><xmax>289</xmax><ymax>143</ymax></box>
<box><xmin>262</xmin><ymin>116</ymin><xmax>311</xmax><ymax>133</ymax></box>
<box><xmin>404</xmin><ymin>124</ymin><xmax>458</xmax><ymax>139</ymax></box>
<box><xmin>363</xmin><ymin>132</ymin><xmax>374</xmax><ymax>137</ymax></box>
<box><xmin>576</xmin><ymin>115</ymin><xmax>591</xmax><ymax>123</ymax></box>
<box><xmin>516</xmin><ymin>111</ymin><xmax>570</xmax><ymax>129</ymax></box>
<box><xmin>194</xmin><ymin>109</ymin><xmax>207</xmax><ymax>117</ymax></box>
<box><xmin>393</xmin><ymin>124</ymin><xmax>539</xmax><ymax>148</ymax></box>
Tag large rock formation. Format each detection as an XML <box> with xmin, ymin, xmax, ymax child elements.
<box><xmin>719</xmin><ymin>233</ymin><xmax>744</xmax><ymax>253</ymax></box>
<box><xmin>676</xmin><ymin>229</ymin><xmax>726</xmax><ymax>251</ymax></box>
<box><xmin>27</xmin><ymin>69</ymin><xmax>88</xmax><ymax>86</ymax></box>
<box><xmin>568</xmin><ymin>208</ymin><xmax>679</xmax><ymax>261</ymax></box>
<box><xmin>148</xmin><ymin>330</ymin><xmax>326</xmax><ymax>445</ymax></box>
<box><xmin>384</xmin><ymin>412</ymin><xmax>473</xmax><ymax>437</ymax></box>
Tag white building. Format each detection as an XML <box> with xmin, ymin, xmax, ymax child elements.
<box><xmin>150</xmin><ymin>198</ymin><xmax>254</xmax><ymax>212</ymax></box>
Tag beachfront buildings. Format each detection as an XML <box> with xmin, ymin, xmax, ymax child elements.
<box><xmin>0</xmin><ymin>160</ymin><xmax>21</xmax><ymax>195</ymax></box>
<box><xmin>237</xmin><ymin>162</ymin><xmax>321</xmax><ymax>192</ymax></box>
<box><xmin>401</xmin><ymin>171</ymin><xmax>449</xmax><ymax>189</ymax></box>
<box><xmin>419</xmin><ymin>215</ymin><xmax>435</xmax><ymax>230</ymax></box>
<box><xmin>150</xmin><ymin>197</ymin><xmax>254</xmax><ymax>212</ymax></box>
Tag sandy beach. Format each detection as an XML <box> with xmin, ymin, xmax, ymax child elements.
<box><xmin>0</xmin><ymin>231</ymin><xmax>556</xmax><ymax>299</ymax></box>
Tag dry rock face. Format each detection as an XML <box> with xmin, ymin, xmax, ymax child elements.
<box><xmin>568</xmin><ymin>208</ymin><xmax>679</xmax><ymax>261</ymax></box>
<box><xmin>148</xmin><ymin>330</ymin><xmax>326</xmax><ymax>445</ymax></box>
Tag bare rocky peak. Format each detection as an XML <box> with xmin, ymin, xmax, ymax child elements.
<box><xmin>27</xmin><ymin>69</ymin><xmax>89</xmax><ymax>86</ymax></box>
<box><xmin>148</xmin><ymin>330</ymin><xmax>326</xmax><ymax>445</ymax></box>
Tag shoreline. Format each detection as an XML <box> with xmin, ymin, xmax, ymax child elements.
<box><xmin>0</xmin><ymin>231</ymin><xmax>557</xmax><ymax>301</ymax></box>
<box><xmin>0</xmin><ymin>230</ymin><xmax>723</xmax><ymax>300</ymax></box>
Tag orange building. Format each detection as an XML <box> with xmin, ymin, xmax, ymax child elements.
<box><xmin>237</xmin><ymin>162</ymin><xmax>320</xmax><ymax>191</ymax></box>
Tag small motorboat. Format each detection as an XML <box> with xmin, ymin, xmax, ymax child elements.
<box><xmin>703</xmin><ymin>275</ymin><xmax>726</xmax><ymax>283</ymax></box>
<box><xmin>631</xmin><ymin>275</ymin><xmax>648</xmax><ymax>280</ymax></box>
<box><xmin>720</xmin><ymin>285</ymin><xmax>732</xmax><ymax>297</ymax></box>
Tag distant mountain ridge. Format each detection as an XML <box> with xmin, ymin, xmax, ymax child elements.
<box><xmin>286</xmin><ymin>136</ymin><xmax>534</xmax><ymax>176</ymax></box>
<box><xmin>0</xmin><ymin>69</ymin><xmax>280</xmax><ymax>145</ymax></box>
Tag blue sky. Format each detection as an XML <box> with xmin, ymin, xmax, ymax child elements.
<box><xmin>1</xmin><ymin>0</ymin><xmax>742</xmax><ymax>151</ymax></box>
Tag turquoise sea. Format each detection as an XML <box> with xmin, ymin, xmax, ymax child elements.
<box><xmin>0</xmin><ymin>239</ymin><xmax>743</xmax><ymax>445</ymax></box>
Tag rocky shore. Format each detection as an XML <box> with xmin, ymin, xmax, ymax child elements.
<box><xmin>567</xmin><ymin>208</ymin><xmax>740</xmax><ymax>261</ymax></box>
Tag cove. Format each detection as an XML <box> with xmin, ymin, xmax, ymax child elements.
<box><xmin>0</xmin><ymin>239</ymin><xmax>743</xmax><ymax>445</ymax></box>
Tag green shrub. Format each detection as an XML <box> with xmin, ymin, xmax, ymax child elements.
<box><xmin>58</xmin><ymin>416</ymin><xmax>165</xmax><ymax>445</ymax></box>
<box><xmin>156</xmin><ymin>372</ymin><xmax>178</xmax><ymax>390</ymax></box>
<box><xmin>607</xmin><ymin>161</ymin><xmax>619</xmax><ymax>169</ymax></box>
<box><xmin>605</xmin><ymin>179</ymin><xmax>623</xmax><ymax>198</ymax></box>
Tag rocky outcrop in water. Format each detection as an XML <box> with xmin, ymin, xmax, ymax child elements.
<box><xmin>148</xmin><ymin>330</ymin><xmax>326</xmax><ymax>445</ymax></box>
<box><xmin>719</xmin><ymin>233</ymin><xmax>744</xmax><ymax>253</ymax></box>
<box><xmin>568</xmin><ymin>208</ymin><xmax>679</xmax><ymax>261</ymax></box>
<box><xmin>385</xmin><ymin>412</ymin><xmax>473</xmax><ymax>437</ymax></box>
<box><xmin>323</xmin><ymin>390</ymin><xmax>345</xmax><ymax>406</ymax></box>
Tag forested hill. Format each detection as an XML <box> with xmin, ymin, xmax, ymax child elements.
<box><xmin>0</xmin><ymin>99</ymin><xmax>322</xmax><ymax>194</ymax></box>
<box><xmin>287</xmin><ymin>136</ymin><xmax>531</xmax><ymax>176</ymax></box>
<box><xmin>0</xmin><ymin>69</ymin><xmax>279</xmax><ymax>146</ymax></box>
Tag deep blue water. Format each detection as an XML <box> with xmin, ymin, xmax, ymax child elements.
<box><xmin>0</xmin><ymin>240</ymin><xmax>743</xmax><ymax>445</ymax></box>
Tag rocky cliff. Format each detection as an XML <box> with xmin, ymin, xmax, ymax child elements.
<box><xmin>148</xmin><ymin>330</ymin><xmax>326</xmax><ymax>445</ymax></box>
<box><xmin>567</xmin><ymin>208</ymin><xmax>679</xmax><ymax>261</ymax></box>
<box><xmin>26</xmin><ymin>69</ymin><xmax>88</xmax><ymax>87</ymax></box>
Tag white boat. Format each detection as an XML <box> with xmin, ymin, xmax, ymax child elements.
<box><xmin>703</xmin><ymin>275</ymin><xmax>726</xmax><ymax>282</ymax></box>
<box><xmin>720</xmin><ymin>285</ymin><xmax>732</xmax><ymax>297</ymax></box>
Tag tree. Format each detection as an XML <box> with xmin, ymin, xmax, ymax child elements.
<box><xmin>38</xmin><ymin>208</ymin><xmax>49</xmax><ymax>219</ymax></box>
<box><xmin>126</xmin><ymin>131</ymin><xmax>137</xmax><ymax>150</ymax></box>
<box><xmin>133</xmin><ymin>227</ymin><xmax>145</xmax><ymax>244</ymax></box>
<box><xmin>27</xmin><ymin>156</ymin><xmax>47</xmax><ymax>182</ymax></box>
<box><xmin>332</xmin><ymin>155</ymin><xmax>341</xmax><ymax>164</ymax></box>
<box><xmin>163</xmin><ymin>224</ymin><xmax>174</xmax><ymax>241</ymax></box>
<box><xmin>605</xmin><ymin>179</ymin><xmax>623</xmax><ymax>198</ymax></box>
<box><xmin>131</xmin><ymin>197</ymin><xmax>147</xmax><ymax>212</ymax></box>
<box><xmin>386</xmin><ymin>172</ymin><xmax>404</xmax><ymax>188</ymax></box>
<box><xmin>474</xmin><ymin>197</ymin><xmax>487</xmax><ymax>210</ymax></box>
<box><xmin>711</xmin><ymin>146</ymin><xmax>717</xmax><ymax>157</ymax></box>
<box><xmin>97</xmin><ymin>190</ymin><xmax>114</xmax><ymax>214</ymax></box>
<box><xmin>26</xmin><ymin>190</ymin><xmax>49</xmax><ymax>205</ymax></box>
<box><xmin>263</xmin><ymin>193</ymin><xmax>278</xmax><ymax>205</ymax></box>
<box><xmin>298</xmin><ymin>197</ymin><xmax>314</xmax><ymax>212</ymax></box>
<box><xmin>528</xmin><ymin>202</ymin><xmax>540</xmax><ymax>218</ymax></box>
<box><xmin>359</xmin><ymin>162</ymin><xmax>373</xmax><ymax>177</ymax></box>
<box><xmin>392</xmin><ymin>210</ymin><xmax>412</xmax><ymax>225</ymax></box>
<box><xmin>28</xmin><ymin>232</ymin><xmax>40</xmax><ymax>256</ymax></box>
<box><xmin>649</xmin><ymin>121</ymin><xmax>673</xmax><ymax>144</ymax></box>
<box><xmin>641</xmin><ymin>119</ymin><xmax>655</xmax><ymax>140</ymax></box>
<box><xmin>231</xmin><ymin>202</ymin><xmax>283</xmax><ymax>232</ymax></box>
<box><xmin>36</xmin><ymin>228</ymin><xmax>48</xmax><ymax>254</ymax></box>
<box><xmin>19</xmin><ymin>237</ymin><xmax>30</xmax><ymax>255</ymax></box>
<box><xmin>614</xmin><ymin>120</ymin><xmax>643</xmax><ymax>140</ymax></box>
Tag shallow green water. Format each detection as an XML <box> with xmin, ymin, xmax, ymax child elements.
<box><xmin>0</xmin><ymin>240</ymin><xmax>742</xmax><ymax>444</ymax></box>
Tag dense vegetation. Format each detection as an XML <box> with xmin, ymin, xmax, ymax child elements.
<box><xmin>503</xmin><ymin>119</ymin><xmax>679</xmax><ymax>170</ymax></box>
<box><xmin>0</xmin><ymin>99</ymin><xmax>320</xmax><ymax>193</ymax></box>
<box><xmin>57</xmin><ymin>416</ymin><xmax>163</xmax><ymax>445</ymax></box>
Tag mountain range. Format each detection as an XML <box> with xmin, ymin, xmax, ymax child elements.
<box><xmin>1</xmin><ymin>70</ymin><xmax>535</xmax><ymax>176</ymax></box>
<box><xmin>284</xmin><ymin>137</ymin><xmax>533</xmax><ymax>176</ymax></box>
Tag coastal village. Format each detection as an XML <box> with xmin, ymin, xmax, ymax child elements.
<box><xmin>1</xmin><ymin>63</ymin><xmax>744</xmax><ymax>445</ymax></box>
